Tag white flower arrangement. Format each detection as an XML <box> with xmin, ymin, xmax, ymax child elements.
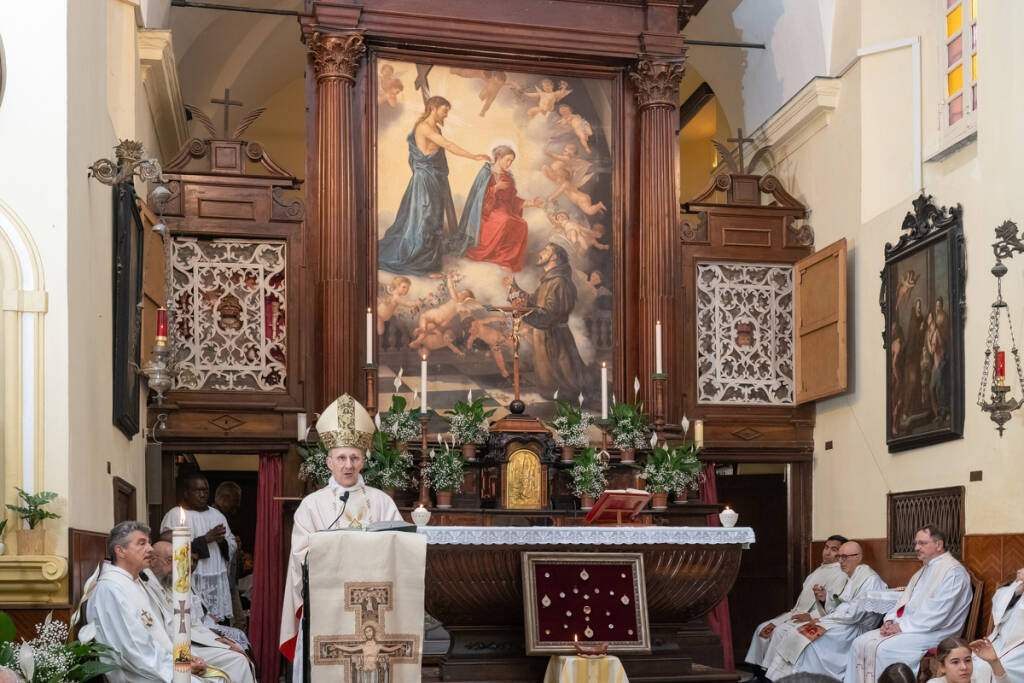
<box><xmin>568</xmin><ymin>447</ymin><xmax>609</xmax><ymax>499</ymax></box>
<box><xmin>0</xmin><ymin>612</ymin><xmax>119</xmax><ymax>681</ymax></box>
<box><xmin>422</xmin><ymin>442</ymin><xmax>466</xmax><ymax>493</ymax></box>
<box><xmin>548</xmin><ymin>399</ymin><xmax>594</xmax><ymax>448</ymax></box>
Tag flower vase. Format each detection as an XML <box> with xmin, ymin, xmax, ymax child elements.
<box><xmin>650</xmin><ymin>492</ymin><xmax>668</xmax><ymax>510</ymax></box>
<box><xmin>461</xmin><ymin>444</ymin><xmax>478</xmax><ymax>462</ymax></box>
<box><xmin>561</xmin><ymin>446</ymin><xmax>576</xmax><ymax>463</ymax></box>
<box><xmin>436</xmin><ymin>491</ymin><xmax>453</xmax><ymax>509</ymax></box>
<box><xmin>580</xmin><ymin>494</ymin><xmax>596</xmax><ymax>510</ymax></box>
<box><xmin>672</xmin><ymin>490</ymin><xmax>690</xmax><ymax>504</ymax></box>
<box><xmin>17</xmin><ymin>527</ymin><xmax>44</xmax><ymax>555</ymax></box>
<box><xmin>619</xmin><ymin>448</ymin><xmax>635</xmax><ymax>464</ymax></box>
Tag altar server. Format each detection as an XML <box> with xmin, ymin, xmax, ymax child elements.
<box><xmin>746</xmin><ymin>535</ymin><xmax>850</xmax><ymax>669</ymax></box>
<box><xmin>845</xmin><ymin>526</ymin><xmax>971</xmax><ymax>683</ymax></box>
<box><xmin>969</xmin><ymin>569</ymin><xmax>1024</xmax><ymax>683</ymax></box>
<box><xmin>764</xmin><ymin>541</ymin><xmax>886</xmax><ymax>680</ymax></box>
<box><xmin>280</xmin><ymin>394</ymin><xmax>403</xmax><ymax>679</ymax></box>
<box><xmin>86</xmin><ymin>521</ymin><xmax>213</xmax><ymax>682</ymax></box>
<box><xmin>931</xmin><ymin>636</ymin><xmax>1010</xmax><ymax>683</ymax></box>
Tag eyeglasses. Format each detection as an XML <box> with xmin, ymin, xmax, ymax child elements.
<box><xmin>836</xmin><ymin>553</ymin><xmax>861</xmax><ymax>560</ymax></box>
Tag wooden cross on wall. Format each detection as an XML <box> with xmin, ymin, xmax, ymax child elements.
<box><xmin>727</xmin><ymin>128</ymin><xmax>755</xmax><ymax>174</ymax></box>
<box><xmin>210</xmin><ymin>88</ymin><xmax>243</xmax><ymax>138</ymax></box>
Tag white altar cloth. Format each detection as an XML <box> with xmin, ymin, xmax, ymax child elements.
<box><xmin>417</xmin><ymin>526</ymin><xmax>755</xmax><ymax>547</ymax></box>
<box><xmin>862</xmin><ymin>589</ymin><xmax>904</xmax><ymax>615</ymax></box>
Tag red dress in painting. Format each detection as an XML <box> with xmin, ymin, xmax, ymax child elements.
<box><xmin>464</xmin><ymin>173</ymin><xmax>529</xmax><ymax>271</ymax></box>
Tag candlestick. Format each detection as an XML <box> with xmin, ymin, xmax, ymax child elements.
<box><xmin>156</xmin><ymin>307</ymin><xmax>168</xmax><ymax>345</ymax></box>
<box><xmin>417</xmin><ymin>414</ymin><xmax>432</xmax><ymax>507</ymax></box>
<box><xmin>366</xmin><ymin>308</ymin><xmax>374</xmax><ymax>365</ymax></box>
<box><xmin>363</xmin><ymin>363</ymin><xmax>378</xmax><ymax>418</ymax></box>
<box><xmin>651</xmin><ymin>372</ymin><xmax>666</xmax><ymax>431</ymax></box>
<box><xmin>420</xmin><ymin>355</ymin><xmax>428</xmax><ymax>413</ymax></box>
<box><xmin>171</xmin><ymin>510</ymin><xmax>192</xmax><ymax>681</ymax></box>
<box><xmin>694</xmin><ymin>419</ymin><xmax>704</xmax><ymax>449</ymax></box>
<box><xmin>655</xmin><ymin>320</ymin><xmax>663</xmax><ymax>374</ymax></box>
<box><xmin>996</xmin><ymin>349</ymin><xmax>1006</xmax><ymax>384</ymax></box>
<box><xmin>600</xmin><ymin>362</ymin><xmax>609</xmax><ymax>419</ymax></box>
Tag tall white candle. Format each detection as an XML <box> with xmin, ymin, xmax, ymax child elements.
<box><xmin>655</xmin><ymin>320</ymin><xmax>663</xmax><ymax>374</ymax></box>
<box><xmin>366</xmin><ymin>308</ymin><xmax>374</xmax><ymax>365</ymax></box>
<box><xmin>694</xmin><ymin>419</ymin><xmax>704</xmax><ymax>449</ymax></box>
<box><xmin>600</xmin><ymin>362</ymin><xmax>608</xmax><ymax>419</ymax></box>
<box><xmin>420</xmin><ymin>355</ymin><xmax>428</xmax><ymax>413</ymax></box>
<box><xmin>296</xmin><ymin>412</ymin><xmax>308</xmax><ymax>442</ymax></box>
<box><xmin>172</xmin><ymin>509</ymin><xmax>192</xmax><ymax>681</ymax></box>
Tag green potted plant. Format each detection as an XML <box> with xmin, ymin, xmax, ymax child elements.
<box><xmin>610</xmin><ymin>400</ymin><xmax>649</xmax><ymax>464</ymax></box>
<box><xmin>423</xmin><ymin>440</ymin><xmax>465</xmax><ymax>508</ymax></box>
<box><xmin>297</xmin><ymin>440</ymin><xmax>331</xmax><ymax>487</ymax></box>
<box><xmin>0</xmin><ymin>610</ymin><xmax>120</xmax><ymax>681</ymax></box>
<box><xmin>640</xmin><ymin>443</ymin><xmax>701</xmax><ymax>510</ymax></box>
<box><xmin>548</xmin><ymin>398</ymin><xmax>594</xmax><ymax>463</ymax></box>
<box><xmin>364</xmin><ymin>431</ymin><xmax>415</xmax><ymax>497</ymax></box>
<box><xmin>379</xmin><ymin>395</ymin><xmax>422</xmax><ymax>452</ymax></box>
<box><xmin>444</xmin><ymin>392</ymin><xmax>495</xmax><ymax>461</ymax></box>
<box><xmin>6</xmin><ymin>488</ymin><xmax>59</xmax><ymax>556</ymax></box>
<box><xmin>568</xmin><ymin>447</ymin><xmax>608</xmax><ymax>509</ymax></box>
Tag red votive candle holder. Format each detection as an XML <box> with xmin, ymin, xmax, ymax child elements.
<box><xmin>996</xmin><ymin>349</ymin><xmax>1006</xmax><ymax>383</ymax></box>
<box><xmin>156</xmin><ymin>307</ymin><xmax>168</xmax><ymax>344</ymax></box>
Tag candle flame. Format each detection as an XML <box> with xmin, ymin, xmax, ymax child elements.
<box><xmin>178</xmin><ymin>508</ymin><xmax>186</xmax><ymax>526</ymax></box>
<box><xmin>422</xmin><ymin>354</ymin><xmax>427</xmax><ymax>361</ymax></box>
<box><xmin>367</xmin><ymin>307</ymin><xmax>372</xmax><ymax>313</ymax></box>
<box><xmin>601</xmin><ymin>361</ymin><xmax>606</xmax><ymax>368</ymax></box>
<box><xmin>574</xmin><ymin>633</ymin><xmax>579</xmax><ymax>643</ymax></box>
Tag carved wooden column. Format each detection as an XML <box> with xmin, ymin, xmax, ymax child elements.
<box><xmin>308</xmin><ymin>32</ymin><xmax>365</xmax><ymax>408</ymax></box>
<box><xmin>631</xmin><ymin>56</ymin><xmax>685</xmax><ymax>427</ymax></box>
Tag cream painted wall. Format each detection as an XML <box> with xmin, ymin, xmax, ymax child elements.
<box><xmin>735</xmin><ymin>0</ymin><xmax>1024</xmax><ymax>539</ymax></box>
<box><xmin>242</xmin><ymin>77</ymin><xmax>307</xmax><ymax>187</ymax></box>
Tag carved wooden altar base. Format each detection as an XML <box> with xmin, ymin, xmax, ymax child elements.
<box><xmin>421</xmin><ymin>527</ymin><xmax>751</xmax><ymax>682</ymax></box>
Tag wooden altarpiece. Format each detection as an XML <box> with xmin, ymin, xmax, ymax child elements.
<box><xmin>681</xmin><ymin>169</ymin><xmax>847</xmax><ymax>631</ymax></box>
<box><xmin>144</xmin><ymin>119</ymin><xmax>309</xmax><ymax>527</ymax></box>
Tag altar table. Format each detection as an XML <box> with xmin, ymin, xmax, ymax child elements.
<box><xmin>543</xmin><ymin>654</ymin><xmax>629</xmax><ymax>683</ymax></box>
<box><xmin>417</xmin><ymin>526</ymin><xmax>755</xmax><ymax>683</ymax></box>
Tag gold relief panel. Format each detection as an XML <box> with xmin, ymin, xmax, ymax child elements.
<box><xmin>505</xmin><ymin>448</ymin><xmax>544</xmax><ymax>510</ymax></box>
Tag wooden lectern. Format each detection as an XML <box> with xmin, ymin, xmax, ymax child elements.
<box><xmin>583</xmin><ymin>489</ymin><xmax>653</xmax><ymax>526</ymax></box>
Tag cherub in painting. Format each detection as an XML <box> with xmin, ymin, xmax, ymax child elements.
<box><xmin>546</xmin><ymin>211</ymin><xmax>608</xmax><ymax>253</ymax></box>
<box><xmin>407</xmin><ymin>271</ymin><xmax>476</xmax><ymax>349</ymax></box>
<box><xmin>520</xmin><ymin>78</ymin><xmax>573</xmax><ymax>118</ymax></box>
<box><xmin>465</xmin><ymin>315</ymin><xmax>511</xmax><ymax>378</ymax></box>
<box><xmin>450</xmin><ymin>68</ymin><xmax>518</xmax><ymax>117</ymax></box>
<box><xmin>541</xmin><ymin>143</ymin><xmax>590</xmax><ymax>185</ymax></box>
<box><xmin>547</xmin><ymin>171</ymin><xmax>607</xmax><ymax>215</ymax></box>
<box><xmin>556</xmin><ymin>103</ymin><xmax>594</xmax><ymax>153</ymax></box>
<box><xmin>411</xmin><ymin>327</ymin><xmax>465</xmax><ymax>358</ymax></box>
<box><xmin>376</xmin><ymin>275</ymin><xmax>415</xmax><ymax>334</ymax></box>
<box><xmin>378</xmin><ymin>63</ymin><xmax>405</xmax><ymax>108</ymax></box>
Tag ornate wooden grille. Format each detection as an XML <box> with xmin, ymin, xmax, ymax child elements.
<box><xmin>887</xmin><ymin>485</ymin><xmax>964</xmax><ymax>559</ymax></box>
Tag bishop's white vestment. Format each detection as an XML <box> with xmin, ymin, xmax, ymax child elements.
<box><xmin>139</xmin><ymin>569</ymin><xmax>255</xmax><ymax>683</ymax></box>
<box><xmin>764</xmin><ymin>564</ymin><xmax>887</xmax><ymax>680</ymax></box>
<box><xmin>160</xmin><ymin>505</ymin><xmax>237</xmax><ymax>623</ymax></box>
<box><xmin>86</xmin><ymin>563</ymin><xmax>203</xmax><ymax>683</ymax></box>
<box><xmin>279</xmin><ymin>475</ymin><xmax>402</xmax><ymax>679</ymax></box>
<box><xmin>746</xmin><ymin>561</ymin><xmax>848</xmax><ymax>667</ymax></box>
<box><xmin>971</xmin><ymin>581</ymin><xmax>1024</xmax><ymax>683</ymax></box>
<box><xmin>845</xmin><ymin>552</ymin><xmax>971</xmax><ymax>683</ymax></box>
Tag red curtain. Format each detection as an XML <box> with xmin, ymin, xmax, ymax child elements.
<box><xmin>699</xmin><ymin>463</ymin><xmax>735</xmax><ymax>672</ymax></box>
<box><xmin>249</xmin><ymin>452</ymin><xmax>284</xmax><ymax>682</ymax></box>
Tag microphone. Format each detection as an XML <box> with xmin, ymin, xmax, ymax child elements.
<box><xmin>327</xmin><ymin>491</ymin><xmax>351</xmax><ymax>530</ymax></box>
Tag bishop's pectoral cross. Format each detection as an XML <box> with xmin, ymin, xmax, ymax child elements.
<box><xmin>312</xmin><ymin>582</ymin><xmax>419</xmax><ymax>678</ymax></box>
<box><xmin>210</xmin><ymin>88</ymin><xmax>243</xmax><ymax>138</ymax></box>
<box><xmin>174</xmin><ymin>599</ymin><xmax>190</xmax><ymax>634</ymax></box>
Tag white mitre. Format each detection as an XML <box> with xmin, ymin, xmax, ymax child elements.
<box><xmin>315</xmin><ymin>393</ymin><xmax>375</xmax><ymax>451</ymax></box>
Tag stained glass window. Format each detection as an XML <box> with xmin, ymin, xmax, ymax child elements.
<box><xmin>944</xmin><ymin>0</ymin><xmax>977</xmax><ymax>128</ymax></box>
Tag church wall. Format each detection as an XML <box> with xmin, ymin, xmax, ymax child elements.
<box><xmin>745</xmin><ymin>0</ymin><xmax>1024</xmax><ymax>541</ymax></box>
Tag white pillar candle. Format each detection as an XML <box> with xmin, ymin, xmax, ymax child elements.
<box><xmin>655</xmin><ymin>320</ymin><xmax>663</xmax><ymax>374</ymax></box>
<box><xmin>420</xmin><ymin>355</ymin><xmax>428</xmax><ymax>413</ymax></box>
<box><xmin>172</xmin><ymin>509</ymin><xmax>192</xmax><ymax>681</ymax></box>
<box><xmin>366</xmin><ymin>307</ymin><xmax>374</xmax><ymax>365</ymax></box>
<box><xmin>694</xmin><ymin>419</ymin><xmax>704</xmax><ymax>449</ymax></box>
<box><xmin>600</xmin><ymin>362</ymin><xmax>608</xmax><ymax>419</ymax></box>
<box><xmin>296</xmin><ymin>412</ymin><xmax>307</xmax><ymax>442</ymax></box>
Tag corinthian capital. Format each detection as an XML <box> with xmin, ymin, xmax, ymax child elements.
<box><xmin>630</xmin><ymin>57</ymin><xmax>686</xmax><ymax>110</ymax></box>
<box><xmin>308</xmin><ymin>32</ymin><xmax>366</xmax><ymax>83</ymax></box>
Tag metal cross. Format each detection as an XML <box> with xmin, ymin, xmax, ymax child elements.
<box><xmin>210</xmin><ymin>88</ymin><xmax>243</xmax><ymax>138</ymax></box>
<box><xmin>174</xmin><ymin>599</ymin><xmax>190</xmax><ymax>634</ymax></box>
<box><xmin>727</xmin><ymin>128</ymin><xmax>755</xmax><ymax>173</ymax></box>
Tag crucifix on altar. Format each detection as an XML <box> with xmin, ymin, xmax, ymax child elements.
<box><xmin>486</xmin><ymin>294</ymin><xmax>534</xmax><ymax>415</ymax></box>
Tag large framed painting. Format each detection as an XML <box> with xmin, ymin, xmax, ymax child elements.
<box><xmin>373</xmin><ymin>58</ymin><xmax>617</xmax><ymax>422</ymax></box>
<box><xmin>880</xmin><ymin>194</ymin><xmax>966</xmax><ymax>452</ymax></box>
<box><xmin>112</xmin><ymin>182</ymin><xmax>145</xmax><ymax>438</ymax></box>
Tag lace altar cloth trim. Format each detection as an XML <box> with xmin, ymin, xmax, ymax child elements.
<box><xmin>418</xmin><ymin>526</ymin><xmax>755</xmax><ymax>546</ymax></box>
<box><xmin>862</xmin><ymin>590</ymin><xmax>903</xmax><ymax>615</ymax></box>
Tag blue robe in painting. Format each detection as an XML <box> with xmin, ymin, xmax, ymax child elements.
<box><xmin>378</xmin><ymin>132</ymin><xmax>456</xmax><ymax>276</ymax></box>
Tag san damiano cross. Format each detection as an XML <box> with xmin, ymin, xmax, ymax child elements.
<box><xmin>312</xmin><ymin>582</ymin><xmax>419</xmax><ymax>682</ymax></box>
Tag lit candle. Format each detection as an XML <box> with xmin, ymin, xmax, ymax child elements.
<box><xmin>420</xmin><ymin>354</ymin><xmax>428</xmax><ymax>413</ymax></box>
<box><xmin>996</xmin><ymin>349</ymin><xmax>1006</xmax><ymax>384</ymax></box>
<box><xmin>601</xmin><ymin>362</ymin><xmax>608</xmax><ymax>419</ymax></box>
<box><xmin>156</xmin><ymin>307</ymin><xmax>168</xmax><ymax>344</ymax></box>
<box><xmin>296</xmin><ymin>412</ymin><xmax>307</xmax><ymax>442</ymax></box>
<box><xmin>171</xmin><ymin>509</ymin><xmax>192</xmax><ymax>681</ymax></box>
<box><xmin>694</xmin><ymin>419</ymin><xmax>704</xmax><ymax>449</ymax></box>
<box><xmin>366</xmin><ymin>308</ymin><xmax>374</xmax><ymax>365</ymax></box>
<box><xmin>655</xmin><ymin>320</ymin><xmax>663</xmax><ymax>374</ymax></box>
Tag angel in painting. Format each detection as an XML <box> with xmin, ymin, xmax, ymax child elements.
<box><xmin>555</xmin><ymin>103</ymin><xmax>593</xmax><ymax>153</ymax></box>
<box><xmin>376</xmin><ymin>275</ymin><xmax>415</xmax><ymax>334</ymax></box>
<box><xmin>378</xmin><ymin>63</ymin><xmax>405</xmax><ymax>108</ymax></box>
<box><xmin>449</xmin><ymin>68</ymin><xmax>518</xmax><ymax>117</ymax></box>
<box><xmin>407</xmin><ymin>271</ymin><xmax>476</xmax><ymax>349</ymax></box>
<box><xmin>546</xmin><ymin>211</ymin><xmax>609</xmax><ymax>253</ymax></box>
<box><xmin>465</xmin><ymin>314</ymin><xmax>512</xmax><ymax>378</ymax></box>
<box><xmin>518</xmin><ymin>78</ymin><xmax>573</xmax><ymax>118</ymax></box>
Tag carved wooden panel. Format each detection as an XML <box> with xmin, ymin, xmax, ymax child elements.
<box><xmin>795</xmin><ymin>238</ymin><xmax>848</xmax><ymax>403</ymax></box>
<box><xmin>69</xmin><ymin>528</ymin><xmax>108</xmax><ymax>608</ymax></box>
<box><xmin>963</xmin><ymin>533</ymin><xmax>1024</xmax><ymax>637</ymax></box>
<box><xmin>887</xmin><ymin>485</ymin><xmax>964</xmax><ymax>559</ymax></box>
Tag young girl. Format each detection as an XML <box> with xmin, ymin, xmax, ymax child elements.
<box><xmin>929</xmin><ymin>636</ymin><xmax>1009</xmax><ymax>683</ymax></box>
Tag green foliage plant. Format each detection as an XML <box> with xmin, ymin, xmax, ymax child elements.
<box><xmin>641</xmin><ymin>443</ymin><xmax>702</xmax><ymax>494</ymax></box>
<box><xmin>379</xmin><ymin>395</ymin><xmax>421</xmax><ymax>444</ymax></box>
<box><xmin>548</xmin><ymin>399</ymin><xmax>594</xmax><ymax>448</ymax></box>
<box><xmin>422</xmin><ymin>441</ymin><xmax>465</xmax><ymax>493</ymax></box>
<box><xmin>568</xmin><ymin>447</ymin><xmax>609</xmax><ymax>499</ymax></box>
<box><xmin>5</xmin><ymin>488</ymin><xmax>60</xmax><ymax>530</ymax></box>
<box><xmin>363</xmin><ymin>431</ymin><xmax>414</xmax><ymax>491</ymax></box>
<box><xmin>444</xmin><ymin>396</ymin><xmax>496</xmax><ymax>446</ymax></box>
<box><xmin>610</xmin><ymin>401</ymin><xmax>649</xmax><ymax>450</ymax></box>
<box><xmin>0</xmin><ymin>610</ymin><xmax>120</xmax><ymax>682</ymax></box>
<box><xmin>297</xmin><ymin>440</ymin><xmax>331</xmax><ymax>486</ymax></box>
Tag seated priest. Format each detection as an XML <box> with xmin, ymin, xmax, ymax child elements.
<box><xmin>141</xmin><ymin>540</ymin><xmax>256</xmax><ymax>683</ymax></box>
<box><xmin>845</xmin><ymin>525</ymin><xmax>972</xmax><ymax>683</ymax></box>
<box><xmin>86</xmin><ymin>521</ymin><xmax>213</xmax><ymax>682</ymax></box>
<box><xmin>279</xmin><ymin>393</ymin><xmax>403</xmax><ymax>680</ymax></box>
<box><xmin>968</xmin><ymin>568</ymin><xmax>1024</xmax><ymax>683</ymax></box>
<box><xmin>746</xmin><ymin>535</ymin><xmax>850</xmax><ymax>671</ymax></box>
<box><xmin>160</xmin><ymin>473</ymin><xmax>237</xmax><ymax>626</ymax></box>
<box><xmin>764</xmin><ymin>541</ymin><xmax>887</xmax><ymax>680</ymax></box>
